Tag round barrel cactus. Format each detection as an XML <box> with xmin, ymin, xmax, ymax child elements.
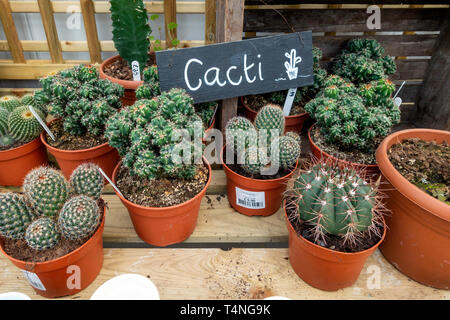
<box><xmin>0</xmin><ymin>193</ymin><xmax>35</xmax><ymax>239</ymax></box>
<box><xmin>25</xmin><ymin>217</ymin><xmax>60</xmax><ymax>250</ymax></box>
<box><xmin>0</xmin><ymin>107</ymin><xmax>9</xmax><ymax>136</ymax></box>
<box><xmin>242</xmin><ymin>147</ymin><xmax>269</xmax><ymax>175</ymax></box>
<box><xmin>0</xmin><ymin>95</ymin><xmax>20</xmax><ymax>112</ymax></box>
<box><xmin>225</xmin><ymin>116</ymin><xmax>257</xmax><ymax>154</ymax></box>
<box><xmin>58</xmin><ymin>195</ymin><xmax>101</xmax><ymax>241</ymax></box>
<box><xmin>273</xmin><ymin>135</ymin><xmax>301</xmax><ymax>170</ymax></box>
<box><xmin>69</xmin><ymin>163</ymin><xmax>104</xmax><ymax>200</ymax></box>
<box><xmin>23</xmin><ymin>167</ymin><xmax>69</xmax><ymax>217</ymax></box>
<box><xmin>8</xmin><ymin>105</ymin><xmax>44</xmax><ymax>143</ymax></box>
<box><xmin>254</xmin><ymin>104</ymin><xmax>285</xmax><ymax>144</ymax></box>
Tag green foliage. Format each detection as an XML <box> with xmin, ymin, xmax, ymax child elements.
<box><xmin>135</xmin><ymin>66</ymin><xmax>161</xmax><ymax>100</ymax></box>
<box><xmin>34</xmin><ymin>64</ymin><xmax>124</xmax><ymax>137</ymax></box>
<box><xmin>23</xmin><ymin>167</ymin><xmax>69</xmax><ymax>217</ymax></box>
<box><xmin>333</xmin><ymin>38</ymin><xmax>396</xmax><ymax>84</ymax></box>
<box><xmin>69</xmin><ymin>163</ymin><xmax>104</xmax><ymax>200</ymax></box>
<box><xmin>105</xmin><ymin>88</ymin><xmax>204</xmax><ymax>180</ymax></box>
<box><xmin>8</xmin><ymin>105</ymin><xmax>44</xmax><ymax>143</ymax></box>
<box><xmin>194</xmin><ymin>101</ymin><xmax>217</xmax><ymax>128</ymax></box>
<box><xmin>286</xmin><ymin>161</ymin><xmax>383</xmax><ymax>246</ymax></box>
<box><xmin>110</xmin><ymin>0</ymin><xmax>151</xmax><ymax>70</ymax></box>
<box><xmin>25</xmin><ymin>217</ymin><xmax>60</xmax><ymax>250</ymax></box>
<box><xmin>0</xmin><ymin>96</ymin><xmax>20</xmax><ymax>112</ymax></box>
<box><xmin>0</xmin><ymin>193</ymin><xmax>35</xmax><ymax>239</ymax></box>
<box><xmin>58</xmin><ymin>195</ymin><xmax>101</xmax><ymax>241</ymax></box>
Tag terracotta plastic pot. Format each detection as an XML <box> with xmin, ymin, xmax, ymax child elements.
<box><xmin>99</xmin><ymin>55</ymin><xmax>144</xmax><ymax>106</ymax></box>
<box><xmin>284</xmin><ymin>201</ymin><xmax>386</xmax><ymax>291</ymax></box>
<box><xmin>308</xmin><ymin>124</ymin><xmax>380</xmax><ymax>178</ymax></box>
<box><xmin>222</xmin><ymin>146</ymin><xmax>297</xmax><ymax>217</ymax></box>
<box><xmin>112</xmin><ymin>158</ymin><xmax>211</xmax><ymax>247</ymax></box>
<box><xmin>376</xmin><ymin>128</ymin><xmax>450</xmax><ymax>289</ymax></box>
<box><xmin>202</xmin><ymin>116</ymin><xmax>216</xmax><ymax>144</ymax></box>
<box><xmin>40</xmin><ymin>123</ymin><xmax>120</xmax><ymax>181</ymax></box>
<box><xmin>241</xmin><ymin>96</ymin><xmax>309</xmax><ymax>133</ymax></box>
<box><xmin>0</xmin><ymin>137</ymin><xmax>48</xmax><ymax>186</ymax></box>
<box><xmin>0</xmin><ymin>207</ymin><xmax>106</xmax><ymax>298</ymax></box>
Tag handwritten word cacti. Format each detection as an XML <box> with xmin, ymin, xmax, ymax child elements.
<box><xmin>69</xmin><ymin>163</ymin><xmax>104</xmax><ymax>200</ymax></box>
<box><xmin>23</xmin><ymin>167</ymin><xmax>69</xmax><ymax>217</ymax></box>
<box><xmin>0</xmin><ymin>193</ymin><xmax>35</xmax><ymax>239</ymax></box>
<box><xmin>286</xmin><ymin>160</ymin><xmax>383</xmax><ymax>246</ymax></box>
<box><xmin>58</xmin><ymin>195</ymin><xmax>101</xmax><ymax>241</ymax></box>
<box><xmin>25</xmin><ymin>217</ymin><xmax>60</xmax><ymax>250</ymax></box>
<box><xmin>8</xmin><ymin>105</ymin><xmax>44</xmax><ymax>143</ymax></box>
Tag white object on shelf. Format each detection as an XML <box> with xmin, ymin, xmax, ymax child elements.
<box><xmin>0</xmin><ymin>292</ymin><xmax>31</xmax><ymax>300</ymax></box>
<box><xmin>90</xmin><ymin>274</ymin><xmax>160</xmax><ymax>300</ymax></box>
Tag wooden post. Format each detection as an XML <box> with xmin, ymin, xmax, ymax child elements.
<box><xmin>205</xmin><ymin>0</ymin><xmax>216</xmax><ymax>45</ymax></box>
<box><xmin>38</xmin><ymin>0</ymin><xmax>64</xmax><ymax>63</ymax></box>
<box><xmin>413</xmin><ymin>9</ymin><xmax>450</xmax><ymax>130</ymax></box>
<box><xmin>216</xmin><ymin>0</ymin><xmax>244</xmax><ymax>131</ymax></box>
<box><xmin>0</xmin><ymin>0</ymin><xmax>25</xmax><ymax>63</ymax></box>
<box><xmin>81</xmin><ymin>0</ymin><xmax>101</xmax><ymax>63</ymax></box>
<box><xmin>164</xmin><ymin>0</ymin><xmax>177</xmax><ymax>48</ymax></box>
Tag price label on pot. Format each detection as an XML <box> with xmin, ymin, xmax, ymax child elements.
<box><xmin>21</xmin><ymin>270</ymin><xmax>46</xmax><ymax>291</ymax></box>
<box><xmin>236</xmin><ymin>187</ymin><xmax>265</xmax><ymax>209</ymax></box>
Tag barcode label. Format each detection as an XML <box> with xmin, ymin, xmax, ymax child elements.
<box><xmin>235</xmin><ymin>187</ymin><xmax>265</xmax><ymax>209</ymax></box>
<box><xmin>21</xmin><ymin>270</ymin><xmax>46</xmax><ymax>291</ymax></box>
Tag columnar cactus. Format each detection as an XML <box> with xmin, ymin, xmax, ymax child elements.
<box><xmin>8</xmin><ymin>105</ymin><xmax>44</xmax><ymax>143</ymax></box>
<box><xmin>0</xmin><ymin>96</ymin><xmax>20</xmax><ymax>112</ymax></box>
<box><xmin>0</xmin><ymin>193</ymin><xmax>35</xmax><ymax>239</ymax></box>
<box><xmin>23</xmin><ymin>167</ymin><xmax>69</xmax><ymax>217</ymax></box>
<box><xmin>25</xmin><ymin>217</ymin><xmax>60</xmax><ymax>250</ymax></box>
<box><xmin>58</xmin><ymin>195</ymin><xmax>101</xmax><ymax>241</ymax></box>
<box><xmin>286</xmin><ymin>160</ymin><xmax>383</xmax><ymax>246</ymax></box>
<box><xmin>254</xmin><ymin>104</ymin><xmax>285</xmax><ymax>139</ymax></box>
<box><xmin>69</xmin><ymin>163</ymin><xmax>104</xmax><ymax>200</ymax></box>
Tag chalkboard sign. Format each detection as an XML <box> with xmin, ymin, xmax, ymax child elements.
<box><xmin>156</xmin><ymin>32</ymin><xmax>314</xmax><ymax>103</ymax></box>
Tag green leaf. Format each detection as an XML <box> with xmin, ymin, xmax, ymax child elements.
<box><xmin>155</xmin><ymin>39</ymin><xmax>161</xmax><ymax>44</ymax></box>
<box><xmin>150</xmin><ymin>14</ymin><xmax>159</xmax><ymax>21</ymax></box>
<box><xmin>167</xmin><ymin>22</ymin><xmax>178</xmax><ymax>30</ymax></box>
<box><xmin>171</xmin><ymin>39</ymin><xmax>180</xmax><ymax>46</ymax></box>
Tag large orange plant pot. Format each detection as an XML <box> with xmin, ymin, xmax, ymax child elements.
<box><xmin>241</xmin><ymin>97</ymin><xmax>309</xmax><ymax>134</ymax></box>
<box><xmin>0</xmin><ymin>137</ymin><xmax>48</xmax><ymax>186</ymax></box>
<box><xmin>222</xmin><ymin>146</ymin><xmax>297</xmax><ymax>217</ymax></box>
<box><xmin>284</xmin><ymin>201</ymin><xmax>386</xmax><ymax>291</ymax></box>
<box><xmin>0</xmin><ymin>207</ymin><xmax>106</xmax><ymax>298</ymax></box>
<box><xmin>112</xmin><ymin>158</ymin><xmax>211</xmax><ymax>247</ymax></box>
<box><xmin>308</xmin><ymin>124</ymin><xmax>380</xmax><ymax>178</ymax></box>
<box><xmin>376</xmin><ymin>128</ymin><xmax>450</xmax><ymax>289</ymax></box>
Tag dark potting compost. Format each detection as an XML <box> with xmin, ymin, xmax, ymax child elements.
<box><xmin>243</xmin><ymin>94</ymin><xmax>306</xmax><ymax>116</ymax></box>
<box><xmin>103</xmin><ymin>55</ymin><xmax>156</xmax><ymax>81</ymax></box>
<box><xmin>45</xmin><ymin>120</ymin><xmax>107</xmax><ymax>150</ymax></box>
<box><xmin>0</xmin><ymin>140</ymin><xmax>28</xmax><ymax>152</ymax></box>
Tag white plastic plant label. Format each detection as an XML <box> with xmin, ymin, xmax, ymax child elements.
<box><xmin>235</xmin><ymin>187</ymin><xmax>265</xmax><ymax>209</ymax></box>
<box><xmin>283</xmin><ymin>88</ymin><xmax>297</xmax><ymax>116</ymax></box>
<box><xmin>21</xmin><ymin>270</ymin><xmax>46</xmax><ymax>291</ymax></box>
<box><xmin>131</xmin><ymin>61</ymin><xmax>141</xmax><ymax>81</ymax></box>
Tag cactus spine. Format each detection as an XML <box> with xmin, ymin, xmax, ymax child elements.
<box><xmin>0</xmin><ymin>96</ymin><xmax>20</xmax><ymax>112</ymax></box>
<box><xmin>8</xmin><ymin>105</ymin><xmax>44</xmax><ymax>143</ymax></box>
<box><xmin>69</xmin><ymin>163</ymin><xmax>104</xmax><ymax>200</ymax></box>
<box><xmin>0</xmin><ymin>193</ymin><xmax>35</xmax><ymax>239</ymax></box>
<box><xmin>25</xmin><ymin>217</ymin><xmax>60</xmax><ymax>250</ymax></box>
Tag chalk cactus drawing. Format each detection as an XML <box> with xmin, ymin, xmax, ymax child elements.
<box><xmin>284</xmin><ymin>49</ymin><xmax>302</xmax><ymax>80</ymax></box>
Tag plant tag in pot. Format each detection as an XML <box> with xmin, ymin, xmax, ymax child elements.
<box><xmin>21</xmin><ymin>270</ymin><xmax>46</xmax><ymax>291</ymax></box>
<box><xmin>236</xmin><ymin>187</ymin><xmax>265</xmax><ymax>209</ymax></box>
<box><xmin>283</xmin><ymin>88</ymin><xmax>297</xmax><ymax>116</ymax></box>
<box><xmin>131</xmin><ymin>61</ymin><xmax>141</xmax><ymax>81</ymax></box>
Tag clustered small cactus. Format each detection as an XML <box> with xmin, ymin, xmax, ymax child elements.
<box><xmin>0</xmin><ymin>163</ymin><xmax>103</xmax><ymax>251</ymax></box>
<box><xmin>226</xmin><ymin>104</ymin><xmax>301</xmax><ymax>175</ymax></box>
<box><xmin>34</xmin><ymin>64</ymin><xmax>124</xmax><ymax>137</ymax></box>
<box><xmin>286</xmin><ymin>160</ymin><xmax>384</xmax><ymax>247</ymax></box>
<box><xmin>106</xmin><ymin>88</ymin><xmax>204</xmax><ymax>180</ymax></box>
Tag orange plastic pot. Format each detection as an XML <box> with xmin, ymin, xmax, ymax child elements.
<box><xmin>284</xmin><ymin>201</ymin><xmax>386</xmax><ymax>291</ymax></box>
<box><xmin>308</xmin><ymin>124</ymin><xmax>380</xmax><ymax>178</ymax></box>
<box><xmin>376</xmin><ymin>128</ymin><xmax>450</xmax><ymax>289</ymax></box>
<box><xmin>202</xmin><ymin>116</ymin><xmax>216</xmax><ymax>144</ymax></box>
<box><xmin>0</xmin><ymin>137</ymin><xmax>48</xmax><ymax>186</ymax></box>
<box><xmin>241</xmin><ymin>97</ymin><xmax>309</xmax><ymax>133</ymax></box>
<box><xmin>0</xmin><ymin>207</ymin><xmax>106</xmax><ymax>298</ymax></box>
<box><xmin>112</xmin><ymin>158</ymin><xmax>211</xmax><ymax>247</ymax></box>
<box><xmin>222</xmin><ymin>146</ymin><xmax>297</xmax><ymax>217</ymax></box>
<box><xmin>99</xmin><ymin>55</ymin><xmax>144</xmax><ymax>106</ymax></box>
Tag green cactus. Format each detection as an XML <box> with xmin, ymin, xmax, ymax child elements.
<box><xmin>272</xmin><ymin>135</ymin><xmax>301</xmax><ymax>170</ymax></box>
<box><xmin>0</xmin><ymin>193</ymin><xmax>35</xmax><ymax>239</ymax></box>
<box><xmin>225</xmin><ymin>116</ymin><xmax>257</xmax><ymax>154</ymax></box>
<box><xmin>25</xmin><ymin>217</ymin><xmax>60</xmax><ymax>250</ymax></box>
<box><xmin>69</xmin><ymin>163</ymin><xmax>104</xmax><ymax>200</ymax></box>
<box><xmin>7</xmin><ymin>105</ymin><xmax>44</xmax><ymax>143</ymax></box>
<box><xmin>242</xmin><ymin>147</ymin><xmax>269</xmax><ymax>175</ymax></box>
<box><xmin>285</xmin><ymin>131</ymin><xmax>301</xmax><ymax>145</ymax></box>
<box><xmin>0</xmin><ymin>96</ymin><xmax>20</xmax><ymax>112</ymax></box>
<box><xmin>23</xmin><ymin>167</ymin><xmax>69</xmax><ymax>217</ymax></box>
<box><xmin>0</xmin><ymin>107</ymin><xmax>9</xmax><ymax>136</ymax></box>
<box><xmin>58</xmin><ymin>195</ymin><xmax>101</xmax><ymax>241</ymax></box>
<box><xmin>286</xmin><ymin>160</ymin><xmax>382</xmax><ymax>246</ymax></box>
<box><xmin>254</xmin><ymin>104</ymin><xmax>285</xmax><ymax>146</ymax></box>
<box><xmin>136</xmin><ymin>66</ymin><xmax>161</xmax><ymax>100</ymax></box>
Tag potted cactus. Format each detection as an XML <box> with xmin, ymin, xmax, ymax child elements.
<box><xmin>222</xmin><ymin>104</ymin><xmax>300</xmax><ymax>216</ymax></box>
<box><xmin>0</xmin><ymin>94</ymin><xmax>48</xmax><ymax>186</ymax></box>
<box><xmin>34</xmin><ymin>64</ymin><xmax>123</xmax><ymax>179</ymax></box>
<box><xmin>0</xmin><ymin>163</ymin><xmax>106</xmax><ymax>298</ymax></box>
<box><xmin>242</xmin><ymin>47</ymin><xmax>327</xmax><ymax>133</ymax></box>
<box><xmin>284</xmin><ymin>159</ymin><xmax>387</xmax><ymax>291</ymax></box>
<box><xmin>105</xmin><ymin>88</ymin><xmax>211</xmax><ymax>247</ymax></box>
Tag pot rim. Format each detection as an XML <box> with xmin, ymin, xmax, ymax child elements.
<box><xmin>0</xmin><ymin>137</ymin><xmax>42</xmax><ymax>160</ymax></box>
<box><xmin>111</xmin><ymin>157</ymin><xmax>212</xmax><ymax>213</ymax></box>
<box><xmin>0</xmin><ymin>205</ymin><xmax>106</xmax><ymax>267</ymax></box>
<box><xmin>308</xmin><ymin>124</ymin><xmax>378</xmax><ymax>169</ymax></box>
<box><xmin>375</xmin><ymin>128</ymin><xmax>450</xmax><ymax>222</ymax></box>
<box><xmin>240</xmin><ymin>96</ymin><xmax>308</xmax><ymax>119</ymax></box>
<box><xmin>99</xmin><ymin>55</ymin><xmax>144</xmax><ymax>89</ymax></box>
<box><xmin>283</xmin><ymin>199</ymin><xmax>387</xmax><ymax>256</ymax></box>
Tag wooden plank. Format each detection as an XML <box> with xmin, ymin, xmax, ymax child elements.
<box><xmin>204</xmin><ymin>0</ymin><xmax>216</xmax><ymax>44</ymax></box>
<box><xmin>164</xmin><ymin>0</ymin><xmax>177</xmax><ymax>48</ymax></box>
<box><xmin>38</xmin><ymin>0</ymin><xmax>63</xmax><ymax>63</ymax></box>
<box><xmin>80</xmin><ymin>0</ymin><xmax>102</xmax><ymax>63</ymax></box>
<box><xmin>244</xmin><ymin>9</ymin><xmax>447</xmax><ymax>33</ymax></box>
<box><xmin>244</xmin><ymin>1</ymin><xmax>450</xmax><ymax>6</ymax></box>
<box><xmin>0</xmin><ymin>0</ymin><xmax>25</xmax><ymax>63</ymax></box>
<box><xmin>0</xmin><ymin>62</ymin><xmax>84</xmax><ymax>79</ymax></box>
<box><xmin>0</xmin><ymin>248</ymin><xmax>448</xmax><ymax>300</ymax></box>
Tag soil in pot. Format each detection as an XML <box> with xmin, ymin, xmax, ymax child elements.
<box><xmin>1</xmin><ymin>199</ymin><xmax>105</xmax><ymax>263</ymax></box>
<box><xmin>243</xmin><ymin>93</ymin><xmax>306</xmax><ymax>116</ymax></box>
<box><xmin>103</xmin><ymin>54</ymin><xmax>157</xmax><ymax>81</ymax></box>
<box><xmin>388</xmin><ymin>138</ymin><xmax>449</xmax><ymax>204</ymax></box>
<box><xmin>115</xmin><ymin>164</ymin><xmax>209</xmax><ymax>207</ymax></box>
<box><xmin>0</xmin><ymin>140</ymin><xmax>27</xmax><ymax>151</ymax></box>
<box><xmin>45</xmin><ymin>119</ymin><xmax>107</xmax><ymax>151</ymax></box>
